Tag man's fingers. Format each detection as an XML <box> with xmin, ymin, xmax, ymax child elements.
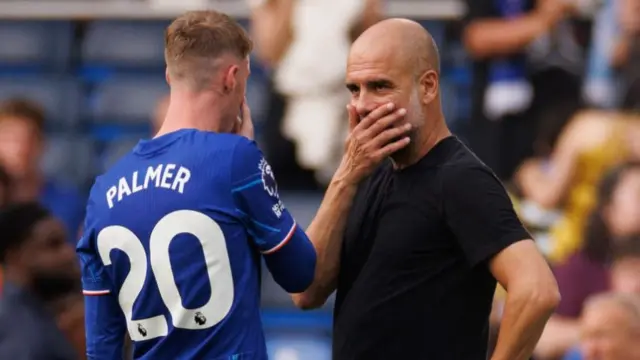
<box><xmin>373</xmin><ymin>137</ymin><xmax>411</xmax><ymax>159</ymax></box>
<box><xmin>371</xmin><ymin>123</ymin><xmax>412</xmax><ymax>148</ymax></box>
<box><xmin>347</xmin><ymin>104</ymin><xmax>358</xmax><ymax>132</ymax></box>
<box><xmin>362</xmin><ymin>107</ymin><xmax>407</xmax><ymax>139</ymax></box>
<box><xmin>242</xmin><ymin>97</ymin><xmax>251</xmax><ymax>119</ymax></box>
<box><xmin>355</xmin><ymin>102</ymin><xmax>396</xmax><ymax>132</ymax></box>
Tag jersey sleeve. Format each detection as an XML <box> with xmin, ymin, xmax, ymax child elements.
<box><xmin>442</xmin><ymin>165</ymin><xmax>531</xmax><ymax>267</ymax></box>
<box><xmin>76</xmin><ymin>193</ymin><xmax>127</xmax><ymax>359</ymax></box>
<box><xmin>76</xmin><ymin>198</ymin><xmax>112</xmax><ymax>295</ymax></box>
<box><xmin>230</xmin><ymin>138</ymin><xmax>298</xmax><ymax>254</ymax></box>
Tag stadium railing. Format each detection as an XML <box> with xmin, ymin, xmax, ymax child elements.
<box><xmin>0</xmin><ymin>0</ymin><xmax>466</xmax><ymax>20</ymax></box>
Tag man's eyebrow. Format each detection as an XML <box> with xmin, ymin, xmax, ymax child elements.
<box><xmin>366</xmin><ymin>79</ymin><xmax>394</xmax><ymax>87</ymax></box>
<box><xmin>345</xmin><ymin>78</ymin><xmax>394</xmax><ymax>87</ymax></box>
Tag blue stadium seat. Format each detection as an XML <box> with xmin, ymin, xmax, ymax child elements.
<box><xmin>42</xmin><ymin>135</ymin><xmax>95</xmax><ymax>184</ymax></box>
<box><xmin>440</xmin><ymin>79</ymin><xmax>458</xmax><ymax>123</ymax></box>
<box><xmin>0</xmin><ymin>21</ymin><xmax>73</xmax><ymax>70</ymax></box>
<box><xmin>82</xmin><ymin>21</ymin><xmax>168</xmax><ymax>68</ymax></box>
<box><xmin>266</xmin><ymin>332</ymin><xmax>332</xmax><ymax>360</ymax></box>
<box><xmin>0</xmin><ymin>76</ymin><xmax>81</xmax><ymax>128</ymax></box>
<box><xmin>419</xmin><ymin>21</ymin><xmax>445</xmax><ymax>51</ymax></box>
<box><xmin>90</xmin><ymin>76</ymin><xmax>168</xmax><ymax>124</ymax></box>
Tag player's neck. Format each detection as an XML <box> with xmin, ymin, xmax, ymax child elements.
<box><xmin>156</xmin><ymin>91</ymin><xmax>226</xmax><ymax>137</ymax></box>
<box><xmin>392</xmin><ymin>113</ymin><xmax>451</xmax><ymax>170</ymax></box>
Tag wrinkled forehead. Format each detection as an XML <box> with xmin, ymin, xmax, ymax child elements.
<box><xmin>346</xmin><ymin>42</ymin><xmax>408</xmax><ymax>84</ymax></box>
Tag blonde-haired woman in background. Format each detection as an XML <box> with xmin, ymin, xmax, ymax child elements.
<box><xmin>517</xmin><ymin>110</ymin><xmax>640</xmax><ymax>264</ymax></box>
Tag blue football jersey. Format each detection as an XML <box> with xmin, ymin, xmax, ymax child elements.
<box><xmin>77</xmin><ymin>129</ymin><xmax>315</xmax><ymax>360</ymax></box>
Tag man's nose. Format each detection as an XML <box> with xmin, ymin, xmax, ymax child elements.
<box><xmin>353</xmin><ymin>93</ymin><xmax>379</xmax><ymax>121</ymax></box>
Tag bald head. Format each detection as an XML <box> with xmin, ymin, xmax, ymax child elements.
<box><xmin>350</xmin><ymin>18</ymin><xmax>440</xmax><ymax>76</ymax></box>
<box><xmin>345</xmin><ymin>18</ymin><xmax>446</xmax><ymax>165</ymax></box>
<box><xmin>584</xmin><ymin>293</ymin><xmax>640</xmax><ymax>329</ymax></box>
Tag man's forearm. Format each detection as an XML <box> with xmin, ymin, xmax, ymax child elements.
<box><xmin>534</xmin><ymin>316</ymin><xmax>580</xmax><ymax>360</ymax></box>
<box><xmin>291</xmin><ymin>178</ymin><xmax>357</xmax><ymax>309</ymax></box>
<box><xmin>491</xmin><ymin>290</ymin><xmax>558</xmax><ymax>360</ymax></box>
<box><xmin>464</xmin><ymin>13</ymin><xmax>550</xmax><ymax>59</ymax></box>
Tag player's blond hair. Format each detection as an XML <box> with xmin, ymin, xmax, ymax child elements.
<box><xmin>164</xmin><ymin>10</ymin><xmax>253</xmax><ymax>90</ymax></box>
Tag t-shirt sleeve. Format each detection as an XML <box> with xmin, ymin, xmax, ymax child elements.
<box><xmin>442</xmin><ymin>164</ymin><xmax>531</xmax><ymax>266</ymax></box>
<box><xmin>76</xmin><ymin>195</ymin><xmax>112</xmax><ymax>295</ymax></box>
<box><xmin>230</xmin><ymin>137</ymin><xmax>298</xmax><ymax>254</ymax></box>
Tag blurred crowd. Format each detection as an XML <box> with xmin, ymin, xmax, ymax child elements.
<box><xmin>0</xmin><ymin>0</ymin><xmax>638</xmax><ymax>359</ymax></box>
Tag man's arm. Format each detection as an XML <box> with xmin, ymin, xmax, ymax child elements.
<box><xmin>463</xmin><ymin>0</ymin><xmax>571</xmax><ymax>59</ymax></box>
<box><xmin>442</xmin><ymin>165</ymin><xmax>560</xmax><ymax>360</ymax></box>
<box><xmin>76</xmin><ymin>210</ymin><xmax>127</xmax><ymax>360</ymax></box>
<box><xmin>231</xmin><ymin>137</ymin><xmax>316</xmax><ymax>293</ymax></box>
<box><xmin>291</xmin><ymin>179</ymin><xmax>358</xmax><ymax>309</ymax></box>
<box><xmin>292</xmin><ymin>103</ymin><xmax>411</xmax><ymax>309</ymax></box>
<box><xmin>489</xmin><ymin>241</ymin><xmax>561</xmax><ymax>360</ymax></box>
<box><xmin>248</xmin><ymin>0</ymin><xmax>294</xmax><ymax>67</ymax></box>
<box><xmin>534</xmin><ymin>316</ymin><xmax>580</xmax><ymax>360</ymax></box>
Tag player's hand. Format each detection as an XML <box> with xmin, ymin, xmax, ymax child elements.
<box><xmin>334</xmin><ymin>102</ymin><xmax>411</xmax><ymax>185</ymax></box>
<box><xmin>234</xmin><ymin>98</ymin><xmax>255</xmax><ymax>140</ymax></box>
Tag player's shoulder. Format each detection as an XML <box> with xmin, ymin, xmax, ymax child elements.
<box><xmin>191</xmin><ymin>129</ymin><xmax>247</xmax><ymax>146</ymax></box>
<box><xmin>184</xmin><ymin>130</ymin><xmax>261</xmax><ymax>160</ymax></box>
<box><xmin>432</xmin><ymin>137</ymin><xmax>502</xmax><ymax>190</ymax></box>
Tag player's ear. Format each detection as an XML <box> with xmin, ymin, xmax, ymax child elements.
<box><xmin>222</xmin><ymin>65</ymin><xmax>239</xmax><ymax>94</ymax></box>
<box><xmin>165</xmin><ymin>68</ymin><xmax>171</xmax><ymax>86</ymax></box>
<box><xmin>419</xmin><ymin>69</ymin><xmax>438</xmax><ymax>105</ymax></box>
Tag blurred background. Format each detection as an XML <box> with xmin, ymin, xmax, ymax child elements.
<box><xmin>0</xmin><ymin>0</ymin><xmax>638</xmax><ymax>359</ymax></box>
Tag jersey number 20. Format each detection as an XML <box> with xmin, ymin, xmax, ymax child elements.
<box><xmin>97</xmin><ymin>210</ymin><xmax>234</xmax><ymax>341</ymax></box>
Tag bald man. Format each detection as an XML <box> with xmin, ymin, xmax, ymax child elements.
<box><xmin>292</xmin><ymin>19</ymin><xmax>560</xmax><ymax>359</ymax></box>
<box><xmin>579</xmin><ymin>293</ymin><xmax>640</xmax><ymax>360</ymax></box>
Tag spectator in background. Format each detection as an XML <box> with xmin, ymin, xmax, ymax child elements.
<box><xmin>0</xmin><ymin>202</ymin><xmax>79</xmax><ymax>360</ymax></box>
<box><xmin>568</xmin><ymin>293</ymin><xmax>640</xmax><ymax>360</ymax></box>
<box><xmin>517</xmin><ymin>112</ymin><xmax>640</xmax><ymax>262</ymax></box>
<box><xmin>0</xmin><ymin>166</ymin><xmax>11</xmax><ymax>293</ymax></box>
<box><xmin>463</xmin><ymin>0</ymin><xmax>584</xmax><ymax>180</ymax></box>
<box><xmin>0</xmin><ymin>166</ymin><xmax>10</xmax><ymax>208</ymax></box>
<box><xmin>0</xmin><ymin>98</ymin><xmax>84</xmax><ymax>242</ymax></box>
<box><xmin>610</xmin><ymin>236</ymin><xmax>640</xmax><ymax>294</ymax></box>
<box><xmin>535</xmin><ymin>162</ymin><xmax>640</xmax><ymax>359</ymax></box>
<box><xmin>583</xmin><ymin>0</ymin><xmax>619</xmax><ymax>109</ymax></box>
<box><xmin>49</xmin><ymin>289</ymin><xmax>86</xmax><ymax>360</ymax></box>
<box><xmin>613</xmin><ymin>0</ymin><xmax>640</xmax><ymax>110</ymax></box>
<box><xmin>249</xmin><ymin>0</ymin><xmax>381</xmax><ymax>187</ymax></box>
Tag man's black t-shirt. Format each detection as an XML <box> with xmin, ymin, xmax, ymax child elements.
<box><xmin>333</xmin><ymin>136</ymin><xmax>531</xmax><ymax>360</ymax></box>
